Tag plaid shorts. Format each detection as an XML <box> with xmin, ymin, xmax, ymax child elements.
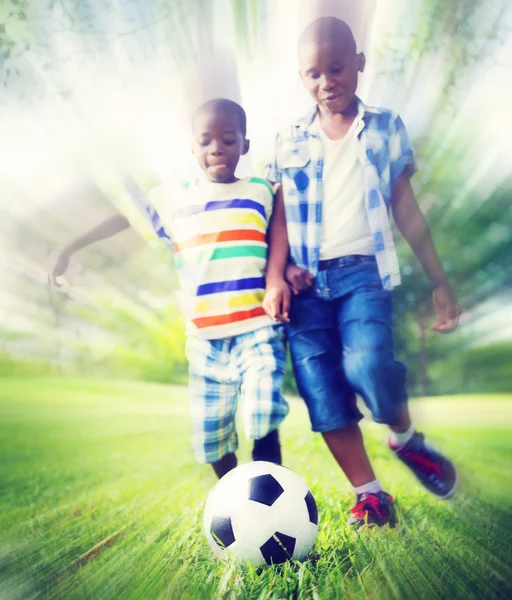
<box><xmin>185</xmin><ymin>324</ymin><xmax>289</xmax><ymax>464</ymax></box>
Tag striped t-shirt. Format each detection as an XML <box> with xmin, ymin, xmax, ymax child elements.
<box><xmin>140</xmin><ymin>176</ymin><xmax>276</xmax><ymax>340</ymax></box>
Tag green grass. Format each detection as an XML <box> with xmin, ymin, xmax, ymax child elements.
<box><xmin>0</xmin><ymin>378</ymin><xmax>511</xmax><ymax>599</ymax></box>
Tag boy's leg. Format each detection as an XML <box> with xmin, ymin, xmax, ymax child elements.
<box><xmin>338</xmin><ymin>273</ymin><xmax>457</xmax><ymax>498</ymax></box>
<box><xmin>237</xmin><ymin>325</ymin><xmax>289</xmax><ymax>464</ymax></box>
<box><xmin>185</xmin><ymin>336</ymin><xmax>240</xmax><ymax>479</ymax></box>
<box><xmin>389</xmin><ymin>405</ymin><xmax>412</xmax><ymax>433</ymax></box>
<box><xmin>252</xmin><ymin>428</ymin><xmax>281</xmax><ymax>464</ymax></box>
<box><xmin>288</xmin><ymin>292</ymin><xmax>394</xmax><ymax>526</ymax></box>
<box><xmin>211</xmin><ymin>452</ymin><xmax>237</xmax><ymax>479</ymax></box>
<box><xmin>388</xmin><ymin>405</ymin><xmax>457</xmax><ymax>498</ymax></box>
<box><xmin>322</xmin><ymin>423</ymin><xmax>376</xmax><ymax>487</ymax></box>
<box><xmin>288</xmin><ymin>293</ymin><xmax>372</xmax><ymax>482</ymax></box>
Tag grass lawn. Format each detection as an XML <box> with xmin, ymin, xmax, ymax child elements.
<box><xmin>0</xmin><ymin>378</ymin><xmax>511</xmax><ymax>599</ymax></box>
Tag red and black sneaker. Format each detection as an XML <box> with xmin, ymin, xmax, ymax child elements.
<box><xmin>347</xmin><ymin>491</ymin><xmax>397</xmax><ymax>528</ymax></box>
<box><xmin>389</xmin><ymin>432</ymin><xmax>458</xmax><ymax>499</ymax></box>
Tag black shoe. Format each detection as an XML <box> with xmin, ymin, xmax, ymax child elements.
<box><xmin>252</xmin><ymin>429</ymin><xmax>281</xmax><ymax>464</ymax></box>
<box><xmin>389</xmin><ymin>432</ymin><xmax>458</xmax><ymax>498</ymax></box>
<box><xmin>347</xmin><ymin>491</ymin><xmax>397</xmax><ymax>528</ymax></box>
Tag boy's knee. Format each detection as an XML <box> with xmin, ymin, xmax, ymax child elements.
<box><xmin>244</xmin><ymin>394</ymin><xmax>289</xmax><ymax>440</ymax></box>
<box><xmin>344</xmin><ymin>347</ymin><xmax>390</xmax><ymax>386</ymax></box>
<box><xmin>344</xmin><ymin>348</ymin><xmax>407</xmax><ymax>423</ymax></box>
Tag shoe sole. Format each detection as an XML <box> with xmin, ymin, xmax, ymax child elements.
<box><xmin>347</xmin><ymin>506</ymin><xmax>398</xmax><ymax>529</ymax></box>
<box><xmin>347</xmin><ymin>518</ymin><xmax>397</xmax><ymax>529</ymax></box>
<box><xmin>435</xmin><ymin>466</ymin><xmax>459</xmax><ymax>499</ymax></box>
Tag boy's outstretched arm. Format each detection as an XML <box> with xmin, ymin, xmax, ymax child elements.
<box><xmin>263</xmin><ymin>185</ymin><xmax>291</xmax><ymax>323</ymax></box>
<box><xmin>391</xmin><ymin>173</ymin><xmax>461</xmax><ymax>332</ymax></box>
<box><xmin>49</xmin><ymin>214</ymin><xmax>130</xmax><ymax>286</ymax></box>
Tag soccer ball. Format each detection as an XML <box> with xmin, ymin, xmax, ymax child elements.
<box><xmin>203</xmin><ymin>461</ymin><xmax>318</xmax><ymax>566</ymax></box>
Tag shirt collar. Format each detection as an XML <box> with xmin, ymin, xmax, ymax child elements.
<box><xmin>294</xmin><ymin>97</ymin><xmax>382</xmax><ymax>133</ymax></box>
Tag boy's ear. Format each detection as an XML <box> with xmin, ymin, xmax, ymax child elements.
<box><xmin>242</xmin><ymin>139</ymin><xmax>250</xmax><ymax>155</ymax></box>
<box><xmin>357</xmin><ymin>52</ymin><xmax>366</xmax><ymax>73</ymax></box>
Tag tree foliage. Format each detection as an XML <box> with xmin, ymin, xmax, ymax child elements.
<box><xmin>1</xmin><ymin>0</ymin><xmax>511</xmax><ymax>394</ymax></box>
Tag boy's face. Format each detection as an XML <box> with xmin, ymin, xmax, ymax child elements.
<box><xmin>299</xmin><ymin>37</ymin><xmax>365</xmax><ymax>115</ymax></box>
<box><xmin>191</xmin><ymin>108</ymin><xmax>249</xmax><ymax>183</ymax></box>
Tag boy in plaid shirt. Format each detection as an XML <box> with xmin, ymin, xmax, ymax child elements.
<box><xmin>266</xmin><ymin>17</ymin><xmax>461</xmax><ymax>527</ymax></box>
<box><xmin>51</xmin><ymin>99</ymin><xmax>292</xmax><ymax>479</ymax></box>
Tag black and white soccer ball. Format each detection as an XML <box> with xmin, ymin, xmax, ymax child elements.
<box><xmin>204</xmin><ymin>461</ymin><xmax>318</xmax><ymax>567</ymax></box>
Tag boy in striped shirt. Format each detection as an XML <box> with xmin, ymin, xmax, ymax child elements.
<box><xmin>50</xmin><ymin>99</ymin><xmax>292</xmax><ymax>479</ymax></box>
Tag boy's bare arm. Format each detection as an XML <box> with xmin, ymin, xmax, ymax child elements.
<box><xmin>391</xmin><ymin>173</ymin><xmax>461</xmax><ymax>332</ymax></box>
<box><xmin>49</xmin><ymin>214</ymin><xmax>130</xmax><ymax>286</ymax></box>
<box><xmin>263</xmin><ymin>185</ymin><xmax>291</xmax><ymax>322</ymax></box>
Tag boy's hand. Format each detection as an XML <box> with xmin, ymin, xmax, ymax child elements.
<box><xmin>432</xmin><ymin>283</ymin><xmax>461</xmax><ymax>333</ymax></box>
<box><xmin>49</xmin><ymin>251</ymin><xmax>70</xmax><ymax>287</ymax></box>
<box><xmin>263</xmin><ymin>283</ymin><xmax>291</xmax><ymax>323</ymax></box>
<box><xmin>285</xmin><ymin>265</ymin><xmax>314</xmax><ymax>295</ymax></box>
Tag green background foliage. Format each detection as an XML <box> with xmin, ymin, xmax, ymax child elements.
<box><xmin>1</xmin><ymin>0</ymin><xmax>511</xmax><ymax>394</ymax></box>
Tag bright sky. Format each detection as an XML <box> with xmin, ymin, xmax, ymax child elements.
<box><xmin>1</xmin><ymin>0</ymin><xmax>511</xmax><ymax>213</ymax></box>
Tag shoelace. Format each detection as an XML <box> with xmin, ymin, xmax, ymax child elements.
<box><xmin>392</xmin><ymin>433</ymin><xmax>443</xmax><ymax>477</ymax></box>
<box><xmin>401</xmin><ymin>447</ymin><xmax>442</xmax><ymax>476</ymax></box>
<box><xmin>350</xmin><ymin>493</ymin><xmax>385</xmax><ymax>519</ymax></box>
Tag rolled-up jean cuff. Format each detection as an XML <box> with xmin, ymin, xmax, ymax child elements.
<box><xmin>311</xmin><ymin>412</ymin><xmax>364</xmax><ymax>433</ymax></box>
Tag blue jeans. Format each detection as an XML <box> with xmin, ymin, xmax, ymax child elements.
<box><xmin>287</xmin><ymin>255</ymin><xmax>407</xmax><ymax>432</ymax></box>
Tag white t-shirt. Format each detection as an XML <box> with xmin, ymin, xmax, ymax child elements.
<box><xmin>318</xmin><ymin>118</ymin><xmax>375</xmax><ymax>260</ymax></box>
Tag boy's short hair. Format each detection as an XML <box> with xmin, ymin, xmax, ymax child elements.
<box><xmin>298</xmin><ymin>17</ymin><xmax>357</xmax><ymax>55</ymax></box>
<box><xmin>192</xmin><ymin>98</ymin><xmax>247</xmax><ymax>137</ymax></box>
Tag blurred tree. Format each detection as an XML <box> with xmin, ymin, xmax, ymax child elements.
<box><xmin>393</xmin><ymin>171</ymin><xmax>512</xmax><ymax>395</ymax></box>
<box><xmin>1</xmin><ymin>0</ymin><xmax>511</xmax><ymax>395</ymax></box>
<box><xmin>375</xmin><ymin>0</ymin><xmax>512</xmax><ymax>394</ymax></box>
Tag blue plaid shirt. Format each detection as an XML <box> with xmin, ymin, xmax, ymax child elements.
<box><xmin>265</xmin><ymin>98</ymin><xmax>417</xmax><ymax>291</ymax></box>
